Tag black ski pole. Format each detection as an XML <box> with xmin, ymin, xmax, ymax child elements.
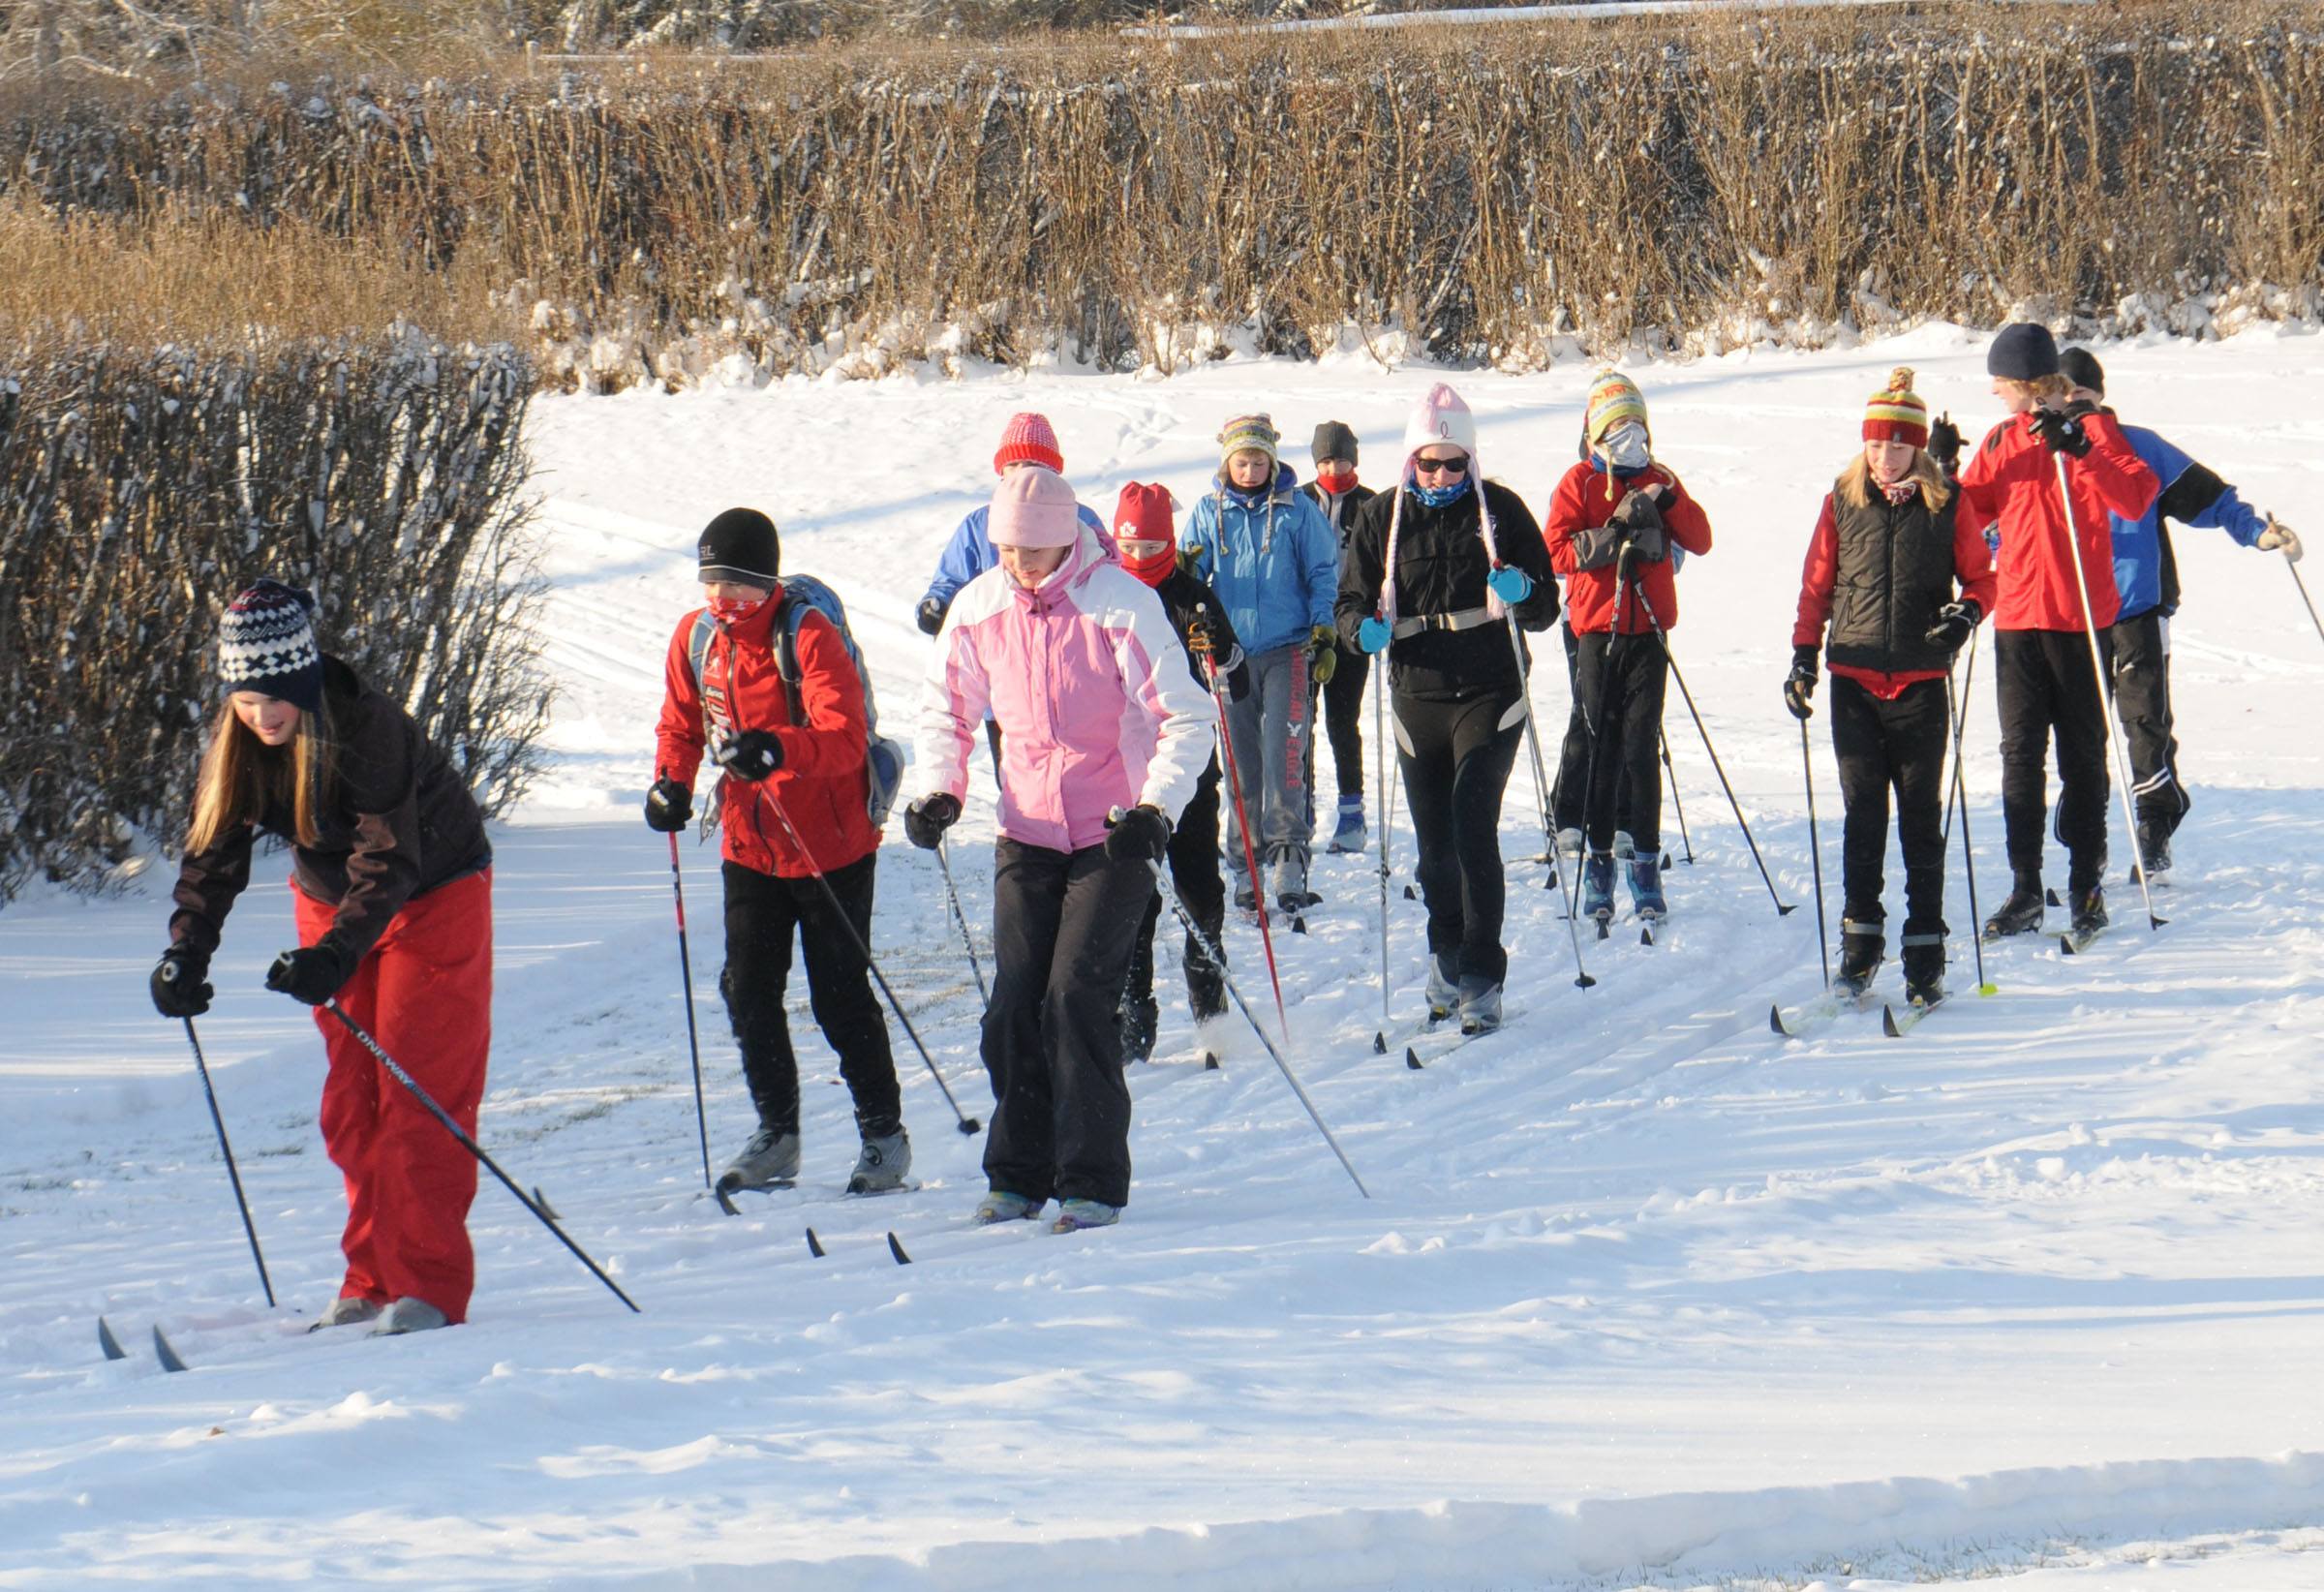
<box><xmin>180</xmin><ymin>1018</ymin><xmax>275</xmax><ymax>1308</ymax></box>
<box><xmin>664</xmin><ymin>830</ymin><xmax>714</xmax><ymax>1192</ymax></box>
<box><xmin>1633</xmin><ymin>585</ymin><xmax>1797</xmax><ymax>916</ymax></box>
<box><xmin>1945</xmin><ymin>668</ymin><xmax>1999</xmax><ymax>996</ymax></box>
<box><xmin>321</xmin><ymin>1002</ymin><xmax>641</xmax><ymax>1313</ymax></box>
<box><xmin>1660</xmin><ymin>725</ymin><xmax>1694</xmax><ymax>865</ymax></box>
<box><xmin>934</xmin><ymin>837</ymin><xmax>990</xmax><ymax>1006</ymax></box>
<box><xmin>753</xmin><ymin>788</ymin><xmax>982</xmax><ymax>1136</ymax></box>
<box><xmin>1797</xmin><ymin>719</ymin><xmax>1832</xmax><ymax>987</ymax></box>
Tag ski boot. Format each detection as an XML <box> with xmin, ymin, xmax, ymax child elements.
<box><xmin>1117</xmin><ymin>995</ymin><xmax>1161</xmax><ymax>1064</ymax></box>
<box><xmin>1580</xmin><ymin>851</ymin><xmax>1617</xmax><ymax>925</ymax></box>
<box><xmin>2069</xmin><ymin>884</ymin><xmax>2108</xmax><ymax>938</ymax></box>
<box><xmin>1457</xmin><ymin>974</ymin><xmax>1504</xmax><ymax>1036</ymax></box>
<box><xmin>1554</xmin><ymin>826</ymin><xmax>1584</xmax><ymax>861</ymax></box>
<box><xmin>1327</xmin><ymin>795</ymin><xmax>1368</xmax><ymax>854</ymax></box>
<box><xmin>1900</xmin><ymin>929</ymin><xmax>1946</xmax><ymax>1007</ymax></box>
<box><xmin>371</xmin><ymin>1298</ymin><xmax>449</xmax><ymax>1337</ymax></box>
<box><xmin>309</xmin><ymin>1296</ymin><xmax>384</xmax><ymax>1333</ymax></box>
<box><xmin>1423</xmin><ymin>952</ymin><xmax>1460</xmax><ymax>1025</ymax></box>
<box><xmin>1625</xmin><ymin>852</ymin><xmax>1667</xmax><ymax>921</ymax></box>
<box><xmin>1982</xmin><ymin>875</ymin><xmax>2047</xmax><ymax>940</ymax></box>
<box><xmin>1051</xmin><ymin>1198</ymin><xmax>1120</xmax><ymax>1233</ymax></box>
<box><xmin>1834</xmin><ymin>917</ymin><xmax>1883</xmax><ymax>996</ymax></box>
<box><xmin>719</xmin><ymin>1126</ymin><xmax>801</xmax><ymax>1194</ymax></box>
<box><xmin>847</xmin><ymin>1126</ymin><xmax>913</xmax><ymax>1194</ymax></box>
<box><xmin>1612</xmin><ymin>829</ymin><xmax>1636</xmax><ymax>861</ymax></box>
<box><xmin>2134</xmin><ymin>819</ymin><xmax>2172</xmax><ymax>885</ymax></box>
<box><xmin>974</xmin><ymin>1190</ymin><xmax>1043</xmax><ymax>1225</ymax></box>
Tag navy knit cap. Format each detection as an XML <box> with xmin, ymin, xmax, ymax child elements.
<box><xmin>697</xmin><ymin>507</ymin><xmax>780</xmax><ymax>586</ymax></box>
<box><xmin>2059</xmin><ymin>347</ymin><xmax>2105</xmax><ymax>396</ymax></box>
<box><xmin>1987</xmin><ymin>322</ymin><xmax>2061</xmax><ymax>382</ymax></box>
<box><xmin>218</xmin><ymin>579</ymin><xmax>323</xmax><ymax>714</ymax></box>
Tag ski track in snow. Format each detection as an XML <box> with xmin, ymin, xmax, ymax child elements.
<box><xmin>4</xmin><ymin>326</ymin><xmax>2323</xmax><ymax>1588</ymax></box>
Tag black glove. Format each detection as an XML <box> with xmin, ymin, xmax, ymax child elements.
<box><xmin>1783</xmin><ymin>644</ymin><xmax>1819</xmax><ymax>721</ymax></box>
<box><xmin>1928</xmin><ymin>413</ymin><xmax>1963</xmax><ymax>475</ymax></box>
<box><xmin>916</xmin><ymin>597</ymin><xmax>947</xmax><ymax>637</ymax></box>
<box><xmin>903</xmin><ymin>792</ymin><xmax>961</xmax><ymax>850</ymax></box>
<box><xmin>2032</xmin><ymin>407</ymin><xmax>2093</xmax><ymax>458</ymax></box>
<box><xmin>1924</xmin><ymin>598</ymin><xmax>1982</xmax><ymax>652</ymax></box>
<box><xmin>149</xmin><ymin>945</ymin><xmax>213</xmax><ymax>1019</ymax></box>
<box><xmin>714</xmin><ymin>729</ymin><xmax>783</xmax><ymax>781</ymax></box>
<box><xmin>644</xmin><ymin>776</ymin><xmax>691</xmax><ymax>833</ymax></box>
<box><xmin>266</xmin><ymin>942</ymin><xmax>353</xmax><ymax>1007</ymax></box>
<box><xmin>1104</xmin><ymin>804</ymin><xmax>1172</xmax><ymax>864</ymax></box>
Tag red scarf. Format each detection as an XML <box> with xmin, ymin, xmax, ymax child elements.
<box><xmin>1121</xmin><ymin>542</ymin><xmax>1176</xmax><ymax>588</ymax></box>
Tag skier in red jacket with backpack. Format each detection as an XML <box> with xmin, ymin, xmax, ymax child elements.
<box><xmin>1952</xmin><ymin>323</ymin><xmax>2158</xmax><ymax>941</ymax></box>
<box><xmin>647</xmin><ymin>508</ymin><xmax>909</xmax><ymax>1197</ymax></box>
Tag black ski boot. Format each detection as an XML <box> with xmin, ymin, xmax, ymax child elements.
<box><xmin>1900</xmin><ymin>929</ymin><xmax>1946</xmax><ymax>1007</ymax></box>
<box><xmin>2069</xmin><ymin>884</ymin><xmax>2108</xmax><ymax>938</ymax></box>
<box><xmin>1834</xmin><ymin>918</ymin><xmax>1883</xmax><ymax>995</ymax></box>
<box><xmin>2134</xmin><ymin>819</ymin><xmax>2172</xmax><ymax>884</ymax></box>
<box><xmin>1982</xmin><ymin>875</ymin><xmax>2046</xmax><ymax>939</ymax></box>
<box><xmin>1116</xmin><ymin>995</ymin><xmax>1160</xmax><ymax>1064</ymax></box>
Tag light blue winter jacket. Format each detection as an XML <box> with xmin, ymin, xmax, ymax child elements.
<box><xmin>2107</xmin><ymin>422</ymin><xmax>2268</xmax><ymax>621</ymax></box>
<box><xmin>920</xmin><ymin>502</ymin><xmax>1113</xmax><ymax>617</ymax></box>
<box><xmin>1182</xmin><ymin>462</ymin><xmax>1339</xmax><ymax>657</ymax></box>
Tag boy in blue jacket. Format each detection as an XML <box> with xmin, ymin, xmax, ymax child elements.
<box><xmin>2060</xmin><ymin>349</ymin><xmax>2304</xmax><ymax>880</ymax></box>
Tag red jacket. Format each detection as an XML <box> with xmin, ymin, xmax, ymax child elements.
<box><xmin>1791</xmin><ymin>481</ymin><xmax>1999</xmax><ymax>699</ymax></box>
<box><xmin>1544</xmin><ymin>461</ymin><xmax>1714</xmax><ymax>634</ymax></box>
<box><xmin>1955</xmin><ymin>411</ymin><xmax>2157</xmax><ymax>632</ymax></box>
<box><xmin>654</xmin><ymin>589</ymin><xmax>879</xmax><ymax>879</ymax></box>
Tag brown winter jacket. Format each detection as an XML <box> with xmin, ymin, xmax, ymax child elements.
<box><xmin>169</xmin><ymin>656</ymin><xmax>492</xmax><ymax>964</ymax></box>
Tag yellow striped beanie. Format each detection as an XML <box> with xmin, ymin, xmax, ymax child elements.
<box><xmin>1863</xmin><ymin>367</ymin><xmax>1930</xmax><ymax>448</ymax></box>
<box><xmin>1583</xmin><ymin>370</ymin><xmax>1649</xmax><ymax>445</ymax></box>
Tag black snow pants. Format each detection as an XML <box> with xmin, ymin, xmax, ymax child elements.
<box><xmin>2106</xmin><ymin>608</ymin><xmax>2190</xmax><ymax>833</ymax></box>
<box><xmin>982</xmin><ymin>838</ymin><xmax>1151</xmax><ymax>1209</ymax></box>
<box><xmin>1126</xmin><ymin>759</ymin><xmax>1227</xmax><ymax>1023</ymax></box>
<box><xmin>720</xmin><ymin>854</ymin><xmax>903</xmax><ymax>1139</ymax></box>
<box><xmin>1553</xmin><ymin>631</ymin><xmax>1668</xmax><ymax>855</ymax></box>
<box><xmin>1550</xmin><ymin>622</ymin><xmax>1649</xmax><ymax>844</ymax></box>
<box><xmin>1396</xmin><ymin>687</ymin><xmax>1525</xmax><ymax>984</ymax></box>
<box><xmin>1830</xmin><ymin>675</ymin><xmax>1950</xmax><ymax>934</ymax></box>
<box><xmin>1995</xmin><ymin>627</ymin><xmax>2114</xmax><ymax>894</ymax></box>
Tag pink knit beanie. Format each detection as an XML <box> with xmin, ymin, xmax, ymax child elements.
<box><xmin>988</xmin><ymin>466</ymin><xmax>1081</xmax><ymax>549</ymax></box>
<box><xmin>993</xmin><ymin>412</ymin><xmax>1065</xmax><ymax>475</ymax></box>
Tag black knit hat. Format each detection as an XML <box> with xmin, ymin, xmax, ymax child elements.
<box><xmin>1987</xmin><ymin>322</ymin><xmax>2061</xmax><ymax>382</ymax></box>
<box><xmin>1311</xmin><ymin>420</ymin><xmax>1359</xmax><ymax>466</ymax></box>
<box><xmin>697</xmin><ymin>507</ymin><xmax>779</xmax><ymax>586</ymax></box>
<box><xmin>2059</xmin><ymin>347</ymin><xmax>2106</xmax><ymax>396</ymax></box>
<box><xmin>218</xmin><ymin>579</ymin><xmax>323</xmax><ymax>714</ymax></box>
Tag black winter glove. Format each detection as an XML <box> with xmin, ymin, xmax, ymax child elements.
<box><xmin>1571</xmin><ymin>524</ymin><xmax>1625</xmax><ymax>572</ymax></box>
<box><xmin>266</xmin><ymin>942</ymin><xmax>353</xmax><ymax>1007</ymax></box>
<box><xmin>1928</xmin><ymin>413</ymin><xmax>1964</xmax><ymax>475</ymax></box>
<box><xmin>149</xmin><ymin>945</ymin><xmax>213</xmax><ymax>1019</ymax></box>
<box><xmin>644</xmin><ymin>777</ymin><xmax>692</xmax><ymax>833</ymax></box>
<box><xmin>916</xmin><ymin>597</ymin><xmax>948</xmax><ymax>637</ymax></box>
<box><xmin>903</xmin><ymin>792</ymin><xmax>961</xmax><ymax>850</ymax></box>
<box><xmin>1783</xmin><ymin>644</ymin><xmax>1819</xmax><ymax>721</ymax></box>
<box><xmin>2032</xmin><ymin>407</ymin><xmax>2093</xmax><ymax>459</ymax></box>
<box><xmin>714</xmin><ymin>730</ymin><xmax>783</xmax><ymax>782</ymax></box>
<box><xmin>1924</xmin><ymin>598</ymin><xmax>1982</xmax><ymax>653</ymax></box>
<box><xmin>1104</xmin><ymin>804</ymin><xmax>1172</xmax><ymax>865</ymax></box>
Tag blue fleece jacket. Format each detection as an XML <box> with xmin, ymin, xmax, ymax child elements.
<box><xmin>919</xmin><ymin>501</ymin><xmax>1112</xmax><ymax>616</ymax></box>
<box><xmin>1182</xmin><ymin>462</ymin><xmax>1339</xmax><ymax>657</ymax></box>
<box><xmin>2105</xmin><ymin>423</ymin><xmax>2268</xmax><ymax>620</ymax></box>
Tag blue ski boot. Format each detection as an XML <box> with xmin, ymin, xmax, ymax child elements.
<box><xmin>1327</xmin><ymin>794</ymin><xmax>1368</xmax><ymax>854</ymax></box>
<box><xmin>1625</xmin><ymin>853</ymin><xmax>1667</xmax><ymax>921</ymax></box>
<box><xmin>1580</xmin><ymin>851</ymin><xmax>1617</xmax><ymax>924</ymax></box>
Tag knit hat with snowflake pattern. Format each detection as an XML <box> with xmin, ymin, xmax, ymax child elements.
<box><xmin>218</xmin><ymin>579</ymin><xmax>323</xmax><ymax>714</ymax></box>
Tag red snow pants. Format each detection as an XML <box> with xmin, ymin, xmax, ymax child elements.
<box><xmin>295</xmin><ymin>869</ymin><xmax>493</xmax><ymax>1324</ymax></box>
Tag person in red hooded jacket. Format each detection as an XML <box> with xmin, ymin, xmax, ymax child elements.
<box><xmin>647</xmin><ymin>508</ymin><xmax>908</xmax><ymax>1198</ymax></box>
<box><xmin>1952</xmin><ymin>323</ymin><xmax>2158</xmax><ymax>941</ymax></box>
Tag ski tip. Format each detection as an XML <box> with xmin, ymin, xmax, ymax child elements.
<box><xmin>1768</xmin><ymin>1003</ymin><xmax>1787</xmax><ymax>1036</ymax></box>
<box><xmin>1202</xmin><ymin>1053</ymin><xmax>1221</xmax><ymax>1071</ymax></box>
<box><xmin>712</xmin><ymin>1180</ymin><xmax>741</xmax><ymax>1217</ymax></box>
<box><xmin>1404</xmin><ymin>1047</ymin><xmax>1423</xmax><ymax>1070</ymax></box>
<box><xmin>805</xmin><ymin>1226</ymin><xmax>825</xmax><ymax>1258</ymax></box>
<box><xmin>98</xmin><ymin>1316</ymin><xmax>127</xmax><ymax>1362</ymax></box>
<box><xmin>152</xmin><ymin>1326</ymin><xmax>187</xmax><ymax>1374</ymax></box>
<box><xmin>2058</xmin><ymin>935</ymin><xmax>2077</xmax><ymax>956</ymax></box>
<box><xmin>886</xmin><ymin>1231</ymin><xmax>911</xmax><ymax>1266</ymax></box>
<box><xmin>1638</xmin><ymin>927</ymin><xmax>1654</xmax><ymax>947</ymax></box>
<box><xmin>1402</xmin><ymin>885</ymin><xmax>1417</xmax><ymax>901</ymax></box>
<box><xmin>1371</xmin><ymin>1031</ymin><xmax>1388</xmax><ymax>1056</ymax></box>
<box><xmin>1290</xmin><ymin>918</ymin><xmax>1308</xmax><ymax>934</ymax></box>
<box><xmin>1881</xmin><ymin>1005</ymin><xmax>1903</xmax><ymax>1038</ymax></box>
<box><xmin>2046</xmin><ymin>888</ymin><xmax>2064</xmax><ymax>907</ymax></box>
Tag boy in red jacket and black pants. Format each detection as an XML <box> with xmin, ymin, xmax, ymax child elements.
<box><xmin>1953</xmin><ymin>324</ymin><xmax>2158</xmax><ymax>940</ymax></box>
<box><xmin>646</xmin><ymin>508</ymin><xmax>909</xmax><ymax>1196</ymax></box>
<box><xmin>1787</xmin><ymin>370</ymin><xmax>1997</xmax><ymax>1005</ymax></box>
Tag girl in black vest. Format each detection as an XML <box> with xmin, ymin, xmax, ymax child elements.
<box><xmin>1783</xmin><ymin>370</ymin><xmax>1997</xmax><ymax>1005</ymax></box>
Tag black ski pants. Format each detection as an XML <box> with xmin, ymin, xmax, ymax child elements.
<box><xmin>1553</xmin><ymin>631</ymin><xmax>1667</xmax><ymax>855</ymax></box>
<box><xmin>982</xmin><ymin>838</ymin><xmax>1149</xmax><ymax>1209</ymax></box>
<box><xmin>1829</xmin><ymin>676</ymin><xmax>1949</xmax><ymax>934</ymax></box>
<box><xmin>1317</xmin><ymin>644</ymin><xmax>1370</xmax><ymax>799</ymax></box>
<box><xmin>1127</xmin><ymin>759</ymin><xmax>1227</xmax><ymax>1023</ymax></box>
<box><xmin>720</xmin><ymin>854</ymin><xmax>902</xmax><ymax>1139</ymax></box>
<box><xmin>1396</xmin><ymin>687</ymin><xmax>1525</xmax><ymax>984</ymax></box>
<box><xmin>2106</xmin><ymin>608</ymin><xmax>2190</xmax><ymax>833</ymax></box>
<box><xmin>1994</xmin><ymin>627</ymin><xmax>2114</xmax><ymax>894</ymax></box>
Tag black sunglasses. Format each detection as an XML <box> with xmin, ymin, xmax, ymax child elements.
<box><xmin>1413</xmin><ymin>454</ymin><xmax>1470</xmax><ymax>476</ymax></box>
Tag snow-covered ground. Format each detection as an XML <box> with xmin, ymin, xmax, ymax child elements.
<box><xmin>5</xmin><ymin>325</ymin><xmax>2323</xmax><ymax>1589</ymax></box>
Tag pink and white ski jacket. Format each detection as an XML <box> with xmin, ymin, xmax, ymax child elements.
<box><xmin>915</xmin><ymin>522</ymin><xmax>1215</xmax><ymax>853</ymax></box>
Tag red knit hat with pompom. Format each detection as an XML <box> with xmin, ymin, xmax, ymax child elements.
<box><xmin>993</xmin><ymin>412</ymin><xmax>1064</xmax><ymax>475</ymax></box>
<box><xmin>1863</xmin><ymin>367</ymin><xmax>1930</xmax><ymax>448</ymax></box>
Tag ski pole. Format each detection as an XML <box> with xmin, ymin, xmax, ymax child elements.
<box><xmin>1797</xmin><ymin>719</ymin><xmax>1831</xmax><ymax>988</ymax></box>
<box><xmin>1373</xmin><ymin>652</ymin><xmax>1393</xmax><ymax>1042</ymax></box>
<box><xmin>1945</xmin><ymin>666</ymin><xmax>1999</xmax><ymax>996</ymax></box>
<box><xmin>179</xmin><ymin>1018</ymin><xmax>275</xmax><ymax>1308</ymax></box>
<box><xmin>664</xmin><ymin>830</ymin><xmax>714</xmax><ymax>1192</ymax></box>
<box><xmin>1499</xmin><ymin>605</ymin><xmax>1595</xmax><ymax>988</ymax></box>
<box><xmin>1633</xmin><ymin>583</ymin><xmax>1796</xmax><ymax>917</ymax></box>
<box><xmin>2053</xmin><ymin>453</ymin><xmax>2164</xmax><ymax>931</ymax></box>
<box><xmin>1198</xmin><ymin>613</ymin><xmax>1291</xmax><ymax>1047</ymax></box>
<box><xmin>935</xmin><ymin>837</ymin><xmax>990</xmax><ymax>1006</ymax></box>
<box><xmin>753</xmin><ymin>788</ymin><xmax>983</xmax><ymax>1137</ymax></box>
<box><xmin>1137</xmin><ymin>848</ymin><xmax>1369</xmax><ymax>1199</ymax></box>
<box><xmin>321</xmin><ymin>1002</ymin><xmax>641</xmax><ymax>1314</ymax></box>
<box><xmin>2281</xmin><ymin>527</ymin><xmax>2324</xmax><ymax>646</ymax></box>
<box><xmin>1660</xmin><ymin>725</ymin><xmax>1694</xmax><ymax>866</ymax></box>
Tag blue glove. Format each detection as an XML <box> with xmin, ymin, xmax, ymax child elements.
<box><xmin>1358</xmin><ymin>617</ymin><xmax>1393</xmax><ymax>654</ymax></box>
<box><xmin>1486</xmin><ymin>565</ymin><xmax>1533</xmax><ymax>603</ymax></box>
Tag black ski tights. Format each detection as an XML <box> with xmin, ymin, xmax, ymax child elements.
<box><xmin>1830</xmin><ymin>675</ymin><xmax>1949</xmax><ymax>933</ymax></box>
<box><xmin>1395</xmin><ymin>687</ymin><xmax>1524</xmax><ymax>984</ymax></box>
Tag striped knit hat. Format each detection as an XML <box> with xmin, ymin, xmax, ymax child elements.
<box><xmin>1216</xmin><ymin>413</ymin><xmax>1281</xmax><ymax>471</ymax></box>
<box><xmin>1583</xmin><ymin>370</ymin><xmax>1649</xmax><ymax>447</ymax></box>
<box><xmin>218</xmin><ymin>579</ymin><xmax>322</xmax><ymax>714</ymax></box>
<box><xmin>1862</xmin><ymin>367</ymin><xmax>1930</xmax><ymax>448</ymax></box>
